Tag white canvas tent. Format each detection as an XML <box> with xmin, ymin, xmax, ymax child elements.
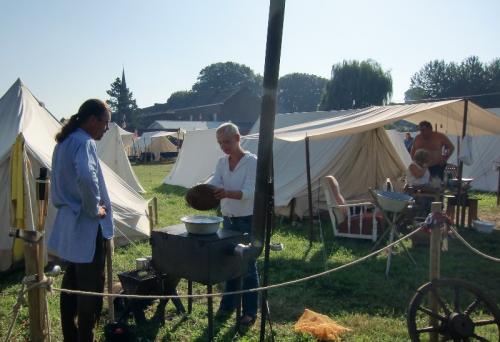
<box><xmin>247</xmin><ymin>100</ymin><xmax>500</xmax><ymax>216</ymax></box>
<box><xmin>244</xmin><ymin>112</ymin><xmax>407</xmax><ymax>216</ymax></box>
<box><xmin>134</xmin><ymin>131</ymin><xmax>178</xmax><ymax>161</ymax></box>
<box><xmin>267</xmin><ymin>100</ymin><xmax>500</xmax><ymax>142</ymax></box>
<box><xmin>164</xmin><ymin>128</ymin><xmax>224</xmax><ymax>187</ymax></box>
<box><xmin>116</xmin><ymin>124</ymin><xmax>135</xmax><ymax>153</ymax></box>
<box><xmin>97</xmin><ymin>122</ymin><xmax>145</xmax><ymax>193</ymax></box>
<box><xmin>385</xmin><ymin>126</ymin><xmax>500</xmax><ymax>192</ymax></box>
<box><xmin>148</xmin><ymin>120</ymin><xmax>222</xmax><ymax>132</ymax></box>
<box><xmin>0</xmin><ymin>79</ymin><xmax>151</xmax><ymax>271</ymax></box>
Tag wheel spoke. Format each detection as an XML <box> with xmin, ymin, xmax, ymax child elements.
<box><xmin>473</xmin><ymin>318</ymin><xmax>497</xmax><ymax>327</ymax></box>
<box><xmin>431</xmin><ymin>287</ymin><xmax>451</xmax><ymax>315</ymax></box>
<box><xmin>464</xmin><ymin>298</ymin><xmax>481</xmax><ymax>316</ymax></box>
<box><xmin>472</xmin><ymin>333</ymin><xmax>489</xmax><ymax>342</ymax></box>
<box><xmin>417</xmin><ymin>325</ymin><xmax>440</xmax><ymax>333</ymax></box>
<box><xmin>454</xmin><ymin>286</ymin><xmax>460</xmax><ymax>313</ymax></box>
<box><xmin>418</xmin><ymin>305</ymin><xmax>447</xmax><ymax>321</ymax></box>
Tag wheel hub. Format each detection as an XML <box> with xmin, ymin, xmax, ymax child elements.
<box><xmin>447</xmin><ymin>312</ymin><xmax>474</xmax><ymax>338</ymax></box>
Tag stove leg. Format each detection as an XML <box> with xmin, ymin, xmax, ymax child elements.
<box><xmin>236</xmin><ymin>277</ymin><xmax>242</xmax><ymax>329</ymax></box>
<box><xmin>188</xmin><ymin>280</ymin><xmax>193</xmax><ymax>314</ymax></box>
<box><xmin>207</xmin><ymin>284</ymin><xmax>213</xmax><ymax>342</ymax></box>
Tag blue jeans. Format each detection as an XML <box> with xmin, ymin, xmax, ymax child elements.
<box><xmin>219</xmin><ymin>215</ymin><xmax>259</xmax><ymax>317</ymax></box>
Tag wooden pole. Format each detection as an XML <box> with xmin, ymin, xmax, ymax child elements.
<box><xmin>148</xmin><ymin>203</ymin><xmax>154</xmax><ymax>235</ymax></box>
<box><xmin>429</xmin><ymin>202</ymin><xmax>442</xmax><ymax>342</ymax></box>
<box><xmin>24</xmin><ymin>171</ymin><xmax>50</xmax><ymax>341</ymax></box>
<box><xmin>455</xmin><ymin>99</ymin><xmax>468</xmax><ymax>227</ymax></box>
<box><xmin>496</xmin><ymin>165</ymin><xmax>500</xmax><ymax>206</ymax></box>
<box><xmin>152</xmin><ymin>197</ymin><xmax>158</xmax><ymax>226</ymax></box>
<box><xmin>305</xmin><ymin>136</ymin><xmax>314</xmax><ymax>245</ymax></box>
<box><xmin>251</xmin><ymin>0</ymin><xmax>286</xmax><ymax>253</ymax></box>
<box><xmin>106</xmin><ymin>239</ymin><xmax>115</xmax><ymax>322</ymax></box>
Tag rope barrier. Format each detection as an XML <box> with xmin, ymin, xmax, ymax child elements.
<box><xmin>51</xmin><ymin>227</ymin><xmax>424</xmax><ymax>300</ymax></box>
<box><xmin>449</xmin><ymin>226</ymin><xmax>500</xmax><ymax>262</ymax></box>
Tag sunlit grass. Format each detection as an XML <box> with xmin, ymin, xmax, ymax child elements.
<box><xmin>1</xmin><ymin>163</ymin><xmax>498</xmax><ymax>341</ymax></box>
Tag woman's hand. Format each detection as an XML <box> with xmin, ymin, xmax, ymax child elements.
<box><xmin>213</xmin><ymin>187</ymin><xmax>227</xmax><ymax>199</ymax></box>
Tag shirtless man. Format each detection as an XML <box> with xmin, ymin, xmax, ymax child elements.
<box><xmin>410</xmin><ymin>120</ymin><xmax>454</xmax><ymax>180</ymax></box>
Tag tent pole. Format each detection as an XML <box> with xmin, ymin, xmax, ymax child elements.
<box><xmin>253</xmin><ymin>1</ymin><xmax>286</xmax><ymax>341</ymax></box>
<box><xmin>260</xmin><ymin>161</ymin><xmax>275</xmax><ymax>342</ymax></box>
<box><xmin>455</xmin><ymin>99</ymin><xmax>468</xmax><ymax>227</ymax></box>
<box><xmin>305</xmin><ymin>136</ymin><xmax>314</xmax><ymax>245</ymax></box>
<box><xmin>251</xmin><ymin>0</ymin><xmax>285</xmax><ymax>253</ymax></box>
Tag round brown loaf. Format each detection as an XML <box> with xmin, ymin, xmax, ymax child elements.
<box><xmin>185</xmin><ymin>184</ymin><xmax>220</xmax><ymax>210</ymax></box>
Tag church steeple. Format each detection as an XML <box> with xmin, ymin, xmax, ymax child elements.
<box><xmin>121</xmin><ymin>67</ymin><xmax>127</xmax><ymax>91</ymax></box>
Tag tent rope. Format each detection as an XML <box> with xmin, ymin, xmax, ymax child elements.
<box><xmin>449</xmin><ymin>226</ymin><xmax>500</xmax><ymax>262</ymax></box>
<box><xmin>51</xmin><ymin>226</ymin><xmax>424</xmax><ymax>300</ymax></box>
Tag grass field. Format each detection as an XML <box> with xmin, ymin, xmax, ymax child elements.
<box><xmin>1</xmin><ymin>163</ymin><xmax>499</xmax><ymax>341</ymax></box>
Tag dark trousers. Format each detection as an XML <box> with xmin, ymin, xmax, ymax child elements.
<box><xmin>219</xmin><ymin>216</ymin><xmax>259</xmax><ymax>317</ymax></box>
<box><xmin>429</xmin><ymin>164</ymin><xmax>446</xmax><ymax>180</ymax></box>
<box><xmin>60</xmin><ymin>227</ymin><xmax>106</xmax><ymax>342</ymax></box>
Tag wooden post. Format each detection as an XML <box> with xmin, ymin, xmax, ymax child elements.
<box><xmin>106</xmin><ymin>239</ymin><xmax>115</xmax><ymax>322</ymax></box>
<box><xmin>24</xmin><ymin>174</ymin><xmax>50</xmax><ymax>341</ymax></box>
<box><xmin>496</xmin><ymin>165</ymin><xmax>500</xmax><ymax>206</ymax></box>
<box><xmin>305</xmin><ymin>136</ymin><xmax>314</xmax><ymax>245</ymax></box>
<box><xmin>148</xmin><ymin>203</ymin><xmax>154</xmax><ymax>235</ymax></box>
<box><xmin>152</xmin><ymin>196</ymin><xmax>158</xmax><ymax>226</ymax></box>
<box><xmin>429</xmin><ymin>202</ymin><xmax>442</xmax><ymax>342</ymax></box>
<box><xmin>455</xmin><ymin>100</ymin><xmax>468</xmax><ymax>227</ymax></box>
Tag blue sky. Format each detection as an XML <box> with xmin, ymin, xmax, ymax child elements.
<box><xmin>1</xmin><ymin>0</ymin><xmax>499</xmax><ymax>118</ymax></box>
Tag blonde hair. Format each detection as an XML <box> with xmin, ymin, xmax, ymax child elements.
<box><xmin>216</xmin><ymin>122</ymin><xmax>240</xmax><ymax>137</ymax></box>
<box><xmin>414</xmin><ymin>149</ymin><xmax>430</xmax><ymax>165</ymax></box>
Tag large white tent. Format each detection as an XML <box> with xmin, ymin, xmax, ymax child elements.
<box><xmin>0</xmin><ymin>80</ymin><xmax>151</xmax><ymax>271</ymax></box>
<box><xmin>164</xmin><ymin>128</ymin><xmax>224</xmax><ymax>187</ymax></box>
<box><xmin>164</xmin><ymin>110</ymin><xmax>408</xmax><ymax>216</ymax></box>
<box><xmin>244</xmin><ymin>112</ymin><xmax>407</xmax><ymax>216</ymax></box>
<box><xmin>96</xmin><ymin>122</ymin><xmax>145</xmax><ymax>193</ymax></box>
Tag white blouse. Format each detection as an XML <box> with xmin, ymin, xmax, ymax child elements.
<box><xmin>406</xmin><ymin>162</ymin><xmax>430</xmax><ymax>186</ymax></box>
<box><xmin>208</xmin><ymin>151</ymin><xmax>257</xmax><ymax>217</ymax></box>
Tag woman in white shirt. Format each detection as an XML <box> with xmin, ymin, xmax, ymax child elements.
<box><xmin>208</xmin><ymin>122</ymin><xmax>258</xmax><ymax>326</ymax></box>
<box><xmin>406</xmin><ymin>148</ymin><xmax>431</xmax><ymax>187</ymax></box>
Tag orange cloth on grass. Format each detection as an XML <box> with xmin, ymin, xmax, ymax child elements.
<box><xmin>294</xmin><ymin>309</ymin><xmax>351</xmax><ymax>341</ymax></box>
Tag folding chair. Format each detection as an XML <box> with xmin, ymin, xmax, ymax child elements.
<box><xmin>322</xmin><ymin>175</ymin><xmax>383</xmax><ymax>242</ymax></box>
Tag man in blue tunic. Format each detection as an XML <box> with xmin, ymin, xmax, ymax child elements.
<box><xmin>48</xmin><ymin>99</ymin><xmax>113</xmax><ymax>342</ymax></box>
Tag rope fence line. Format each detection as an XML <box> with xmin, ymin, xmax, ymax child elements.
<box><xmin>449</xmin><ymin>226</ymin><xmax>500</xmax><ymax>262</ymax></box>
<box><xmin>51</xmin><ymin>227</ymin><xmax>424</xmax><ymax>300</ymax></box>
<box><xmin>5</xmin><ymin>222</ymin><xmax>498</xmax><ymax>341</ymax></box>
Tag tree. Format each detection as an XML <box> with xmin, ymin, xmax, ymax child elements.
<box><xmin>106</xmin><ymin>69</ymin><xmax>139</xmax><ymax>129</ymax></box>
<box><xmin>191</xmin><ymin>62</ymin><xmax>262</xmax><ymax>96</ymax></box>
<box><xmin>165</xmin><ymin>90</ymin><xmax>196</xmax><ymax>109</ymax></box>
<box><xmin>319</xmin><ymin>59</ymin><xmax>392</xmax><ymax>110</ymax></box>
<box><xmin>277</xmin><ymin>73</ymin><xmax>328</xmax><ymax>113</ymax></box>
<box><xmin>405</xmin><ymin>56</ymin><xmax>500</xmax><ymax>107</ymax></box>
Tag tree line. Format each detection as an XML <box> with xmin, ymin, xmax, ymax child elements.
<box><xmin>108</xmin><ymin>56</ymin><xmax>500</xmax><ymax>130</ymax></box>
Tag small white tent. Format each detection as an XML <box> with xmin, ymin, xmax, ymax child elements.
<box><xmin>0</xmin><ymin>79</ymin><xmax>151</xmax><ymax>271</ymax></box>
<box><xmin>148</xmin><ymin>120</ymin><xmax>222</xmax><ymax>131</ymax></box>
<box><xmin>96</xmin><ymin>122</ymin><xmax>145</xmax><ymax>193</ymax></box>
<box><xmin>134</xmin><ymin>131</ymin><xmax>178</xmax><ymax>161</ymax></box>
<box><xmin>164</xmin><ymin>128</ymin><xmax>224</xmax><ymax>187</ymax></box>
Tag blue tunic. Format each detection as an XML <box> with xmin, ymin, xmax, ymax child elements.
<box><xmin>48</xmin><ymin>128</ymin><xmax>114</xmax><ymax>263</ymax></box>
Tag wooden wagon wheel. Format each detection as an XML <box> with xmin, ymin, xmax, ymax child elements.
<box><xmin>407</xmin><ymin>278</ymin><xmax>500</xmax><ymax>341</ymax></box>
